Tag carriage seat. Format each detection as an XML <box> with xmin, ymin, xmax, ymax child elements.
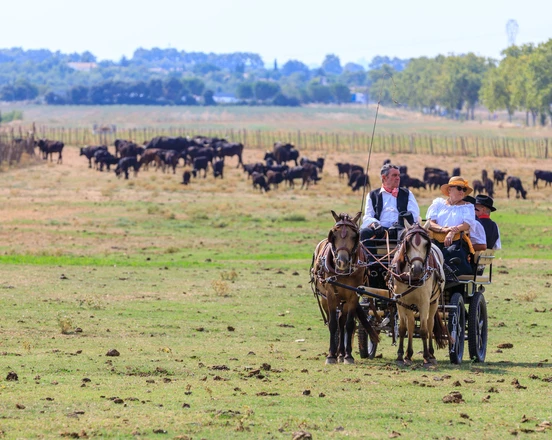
<box><xmin>456</xmin><ymin>249</ymin><xmax>495</xmax><ymax>284</ymax></box>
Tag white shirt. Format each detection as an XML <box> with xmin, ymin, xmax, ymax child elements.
<box><xmin>426</xmin><ymin>197</ymin><xmax>479</xmax><ymax>240</ymax></box>
<box><xmin>361</xmin><ymin>188</ymin><xmax>420</xmax><ymax>229</ymax></box>
<box><xmin>470</xmin><ymin>220</ymin><xmax>487</xmax><ymax>246</ymax></box>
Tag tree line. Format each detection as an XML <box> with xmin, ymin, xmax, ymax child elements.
<box><xmin>1</xmin><ymin>41</ymin><xmax>551</xmax><ymax>124</ymax></box>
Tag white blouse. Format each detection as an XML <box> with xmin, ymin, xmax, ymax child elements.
<box><xmin>426</xmin><ymin>198</ymin><xmax>478</xmax><ymax>233</ymax></box>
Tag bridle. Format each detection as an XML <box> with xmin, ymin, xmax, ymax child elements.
<box><xmin>391</xmin><ymin>224</ymin><xmax>434</xmax><ymax>287</ymax></box>
<box><xmin>328</xmin><ymin>217</ymin><xmax>360</xmax><ymax>275</ymax></box>
<box><xmin>402</xmin><ymin>226</ymin><xmax>431</xmax><ymax>270</ymax></box>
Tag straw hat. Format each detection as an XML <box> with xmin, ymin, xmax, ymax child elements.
<box><xmin>440</xmin><ymin>176</ymin><xmax>473</xmax><ymax>196</ymax></box>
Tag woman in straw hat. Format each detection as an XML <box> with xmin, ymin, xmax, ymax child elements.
<box><xmin>426</xmin><ymin>177</ymin><xmax>484</xmax><ymax>274</ymax></box>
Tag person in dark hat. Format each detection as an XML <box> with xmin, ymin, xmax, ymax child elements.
<box><xmin>463</xmin><ymin>196</ymin><xmax>487</xmax><ymax>251</ymax></box>
<box><xmin>474</xmin><ymin>195</ymin><xmax>501</xmax><ymax>250</ymax></box>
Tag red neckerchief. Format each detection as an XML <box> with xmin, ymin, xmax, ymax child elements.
<box><xmin>382</xmin><ymin>186</ymin><xmax>399</xmax><ymax>197</ymax></box>
<box><xmin>478</xmin><ymin>214</ymin><xmax>490</xmax><ymax>219</ymax></box>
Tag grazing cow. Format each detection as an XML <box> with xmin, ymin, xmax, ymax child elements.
<box><xmin>265</xmin><ymin>164</ymin><xmax>289</xmax><ymax>174</ymax></box>
<box><xmin>484</xmin><ymin>179</ymin><xmax>494</xmax><ymax>198</ymax></box>
<box><xmin>472</xmin><ymin>179</ymin><xmax>485</xmax><ymax>195</ymax></box>
<box><xmin>300</xmin><ymin>157</ymin><xmax>325</xmax><ymax>172</ymax></box>
<box><xmin>348</xmin><ymin>169</ymin><xmax>364</xmax><ymax>187</ymax></box>
<box><xmin>94</xmin><ymin>150</ymin><xmax>119</xmax><ymax>171</ymax></box>
<box><xmin>423</xmin><ymin>167</ymin><xmax>449</xmax><ymax>183</ymax></box>
<box><xmin>493</xmin><ymin>169</ymin><xmax>507</xmax><ymax>187</ymax></box>
<box><xmin>251</xmin><ymin>172</ymin><xmax>270</xmax><ymax>192</ymax></box>
<box><xmin>533</xmin><ymin>170</ymin><xmax>552</xmax><ymax>189</ymax></box>
<box><xmin>266</xmin><ymin>170</ymin><xmax>285</xmax><ymax>189</ymax></box>
<box><xmin>144</xmin><ymin>136</ymin><xmax>191</xmax><ymax>154</ymax></box>
<box><xmin>424</xmin><ymin>171</ymin><xmax>449</xmax><ymax>190</ymax></box>
<box><xmin>351</xmin><ymin>173</ymin><xmax>370</xmax><ymax>192</ymax></box>
<box><xmin>481</xmin><ymin>169</ymin><xmax>488</xmax><ymax>182</ymax></box>
<box><xmin>398</xmin><ymin>165</ymin><xmax>408</xmax><ymax>175</ymax></box>
<box><xmin>336</xmin><ymin>162</ymin><xmax>351</xmax><ymax>179</ymax></box>
<box><xmin>186</xmin><ymin>146</ymin><xmax>214</xmax><ymax>165</ymax></box>
<box><xmin>181</xmin><ymin>171</ymin><xmax>191</xmax><ymax>185</ymax></box>
<box><xmin>452</xmin><ymin>167</ymin><xmax>461</xmax><ymax>177</ymax></box>
<box><xmin>80</xmin><ymin>145</ymin><xmax>107</xmax><ymax>168</ymax></box>
<box><xmin>158</xmin><ymin>149</ymin><xmax>180</xmax><ymax>174</ymax></box>
<box><xmin>139</xmin><ymin>149</ymin><xmax>163</xmax><ymax>171</ymax></box>
<box><xmin>214</xmin><ymin>142</ymin><xmax>244</xmax><ymax>167</ymax></box>
<box><xmin>115</xmin><ymin>157</ymin><xmax>141</xmax><ymax>179</ymax></box>
<box><xmin>213</xmin><ymin>159</ymin><xmax>224</xmax><ymax>179</ymax></box>
<box><xmin>273</xmin><ymin>142</ymin><xmax>300</xmax><ymax>165</ymax></box>
<box><xmin>506</xmin><ymin>176</ymin><xmax>528</xmax><ymax>199</ymax></box>
<box><xmin>243</xmin><ymin>162</ymin><xmax>265</xmax><ymax>178</ymax></box>
<box><xmin>285</xmin><ymin>164</ymin><xmax>319</xmax><ymax>189</ymax></box>
<box><xmin>401</xmin><ymin>175</ymin><xmax>426</xmax><ymax>190</ymax></box>
<box><xmin>192</xmin><ymin>156</ymin><xmax>209</xmax><ymax>178</ymax></box>
<box><xmin>36</xmin><ymin>139</ymin><xmax>64</xmax><ymax>163</ymax></box>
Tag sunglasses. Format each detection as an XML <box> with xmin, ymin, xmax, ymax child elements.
<box><xmin>453</xmin><ymin>186</ymin><xmax>468</xmax><ymax>192</ymax></box>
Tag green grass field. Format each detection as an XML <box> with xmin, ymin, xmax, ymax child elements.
<box><xmin>1</xmin><ymin>111</ymin><xmax>551</xmax><ymax>438</ymax></box>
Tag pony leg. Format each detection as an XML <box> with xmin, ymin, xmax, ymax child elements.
<box><xmin>418</xmin><ymin>307</ymin><xmax>432</xmax><ymax>365</ymax></box>
<box><xmin>343</xmin><ymin>310</ymin><xmax>356</xmax><ymax>364</ymax></box>
<box><xmin>337</xmin><ymin>312</ymin><xmax>347</xmax><ymax>362</ymax></box>
<box><xmin>326</xmin><ymin>309</ymin><xmax>339</xmax><ymax>364</ymax></box>
<box><xmin>405</xmin><ymin>312</ymin><xmax>415</xmax><ymax>364</ymax></box>
<box><xmin>397</xmin><ymin>313</ymin><xmax>407</xmax><ymax>363</ymax></box>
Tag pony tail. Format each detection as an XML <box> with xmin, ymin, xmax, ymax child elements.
<box><xmin>433</xmin><ymin>312</ymin><xmax>449</xmax><ymax>349</ymax></box>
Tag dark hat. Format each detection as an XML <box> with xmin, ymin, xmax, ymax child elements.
<box><xmin>475</xmin><ymin>194</ymin><xmax>496</xmax><ymax>212</ymax></box>
<box><xmin>463</xmin><ymin>196</ymin><xmax>476</xmax><ymax>205</ymax></box>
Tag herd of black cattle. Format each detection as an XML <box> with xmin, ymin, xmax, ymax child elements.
<box><xmin>34</xmin><ymin>136</ymin><xmax>552</xmax><ymax>198</ymax></box>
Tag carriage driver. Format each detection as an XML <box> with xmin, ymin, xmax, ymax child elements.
<box><xmin>360</xmin><ymin>163</ymin><xmax>421</xmax><ymax>252</ymax></box>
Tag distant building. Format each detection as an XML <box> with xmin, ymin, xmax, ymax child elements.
<box><xmin>351</xmin><ymin>93</ymin><xmax>367</xmax><ymax>104</ymax></box>
<box><xmin>213</xmin><ymin>93</ymin><xmax>239</xmax><ymax>104</ymax></box>
<box><xmin>67</xmin><ymin>62</ymin><xmax>98</xmax><ymax>72</ymax></box>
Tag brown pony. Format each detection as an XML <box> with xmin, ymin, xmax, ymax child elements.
<box><xmin>389</xmin><ymin>221</ymin><xmax>448</xmax><ymax>366</ymax></box>
<box><xmin>311</xmin><ymin>211</ymin><xmax>379</xmax><ymax>364</ymax></box>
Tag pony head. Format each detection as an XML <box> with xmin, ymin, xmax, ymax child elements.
<box><xmin>329</xmin><ymin>210</ymin><xmax>361</xmax><ymax>273</ymax></box>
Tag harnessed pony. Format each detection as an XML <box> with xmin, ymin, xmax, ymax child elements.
<box><xmin>311</xmin><ymin>211</ymin><xmax>379</xmax><ymax>364</ymax></box>
<box><xmin>389</xmin><ymin>222</ymin><xmax>448</xmax><ymax>366</ymax></box>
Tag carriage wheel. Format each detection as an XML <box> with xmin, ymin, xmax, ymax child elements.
<box><xmin>357</xmin><ymin>328</ymin><xmax>378</xmax><ymax>359</ymax></box>
<box><xmin>468</xmin><ymin>290</ymin><xmax>488</xmax><ymax>362</ymax></box>
<box><xmin>448</xmin><ymin>292</ymin><xmax>466</xmax><ymax>365</ymax></box>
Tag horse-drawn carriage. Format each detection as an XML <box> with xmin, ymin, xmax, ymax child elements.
<box><xmin>311</xmin><ymin>211</ymin><xmax>494</xmax><ymax>365</ymax></box>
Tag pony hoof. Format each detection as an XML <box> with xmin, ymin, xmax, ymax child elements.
<box><xmin>344</xmin><ymin>356</ymin><xmax>355</xmax><ymax>365</ymax></box>
<box><xmin>337</xmin><ymin>355</ymin><xmax>344</xmax><ymax>363</ymax></box>
<box><xmin>325</xmin><ymin>357</ymin><xmax>337</xmax><ymax>365</ymax></box>
<box><xmin>403</xmin><ymin>359</ymin><xmax>412</xmax><ymax>366</ymax></box>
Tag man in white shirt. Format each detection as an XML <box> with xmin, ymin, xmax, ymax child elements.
<box><xmin>360</xmin><ymin>164</ymin><xmax>421</xmax><ymax>247</ymax></box>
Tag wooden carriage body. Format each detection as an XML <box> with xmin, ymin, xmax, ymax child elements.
<box><xmin>357</xmin><ymin>239</ymin><xmax>493</xmax><ymax>364</ymax></box>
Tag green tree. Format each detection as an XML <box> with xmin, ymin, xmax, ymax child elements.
<box><xmin>236</xmin><ymin>83</ymin><xmax>254</xmax><ymax>100</ymax></box>
<box><xmin>253</xmin><ymin>81</ymin><xmax>280</xmax><ymax>101</ymax></box>
<box><xmin>69</xmin><ymin>85</ymin><xmax>89</xmax><ymax>104</ymax></box>
<box><xmin>321</xmin><ymin>54</ymin><xmax>342</xmax><ymax>75</ymax></box>
<box><xmin>203</xmin><ymin>89</ymin><xmax>216</xmax><ymax>106</ymax></box>
<box><xmin>330</xmin><ymin>83</ymin><xmax>351</xmax><ymax>104</ymax></box>
<box><xmin>163</xmin><ymin>77</ymin><xmax>184</xmax><ymax>103</ymax></box>
<box><xmin>308</xmin><ymin>82</ymin><xmax>332</xmax><ymax>103</ymax></box>
<box><xmin>182</xmin><ymin>77</ymin><xmax>205</xmax><ymax>96</ymax></box>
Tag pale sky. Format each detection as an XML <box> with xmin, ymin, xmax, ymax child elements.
<box><xmin>3</xmin><ymin>0</ymin><xmax>550</xmax><ymax>67</ymax></box>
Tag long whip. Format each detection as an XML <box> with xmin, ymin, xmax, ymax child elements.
<box><xmin>358</xmin><ymin>74</ymin><xmax>399</xmax><ymax>226</ymax></box>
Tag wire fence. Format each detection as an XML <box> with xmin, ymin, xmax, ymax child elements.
<box><xmin>1</xmin><ymin>124</ymin><xmax>550</xmax><ymax>159</ymax></box>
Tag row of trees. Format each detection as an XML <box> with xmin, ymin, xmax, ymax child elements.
<box><xmin>1</xmin><ymin>42</ymin><xmax>551</xmax><ymax>123</ymax></box>
<box><xmin>0</xmin><ymin>48</ymin><xmax>406</xmax><ymax>106</ymax></box>
<box><xmin>374</xmin><ymin>39</ymin><xmax>552</xmax><ymax>126</ymax></box>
